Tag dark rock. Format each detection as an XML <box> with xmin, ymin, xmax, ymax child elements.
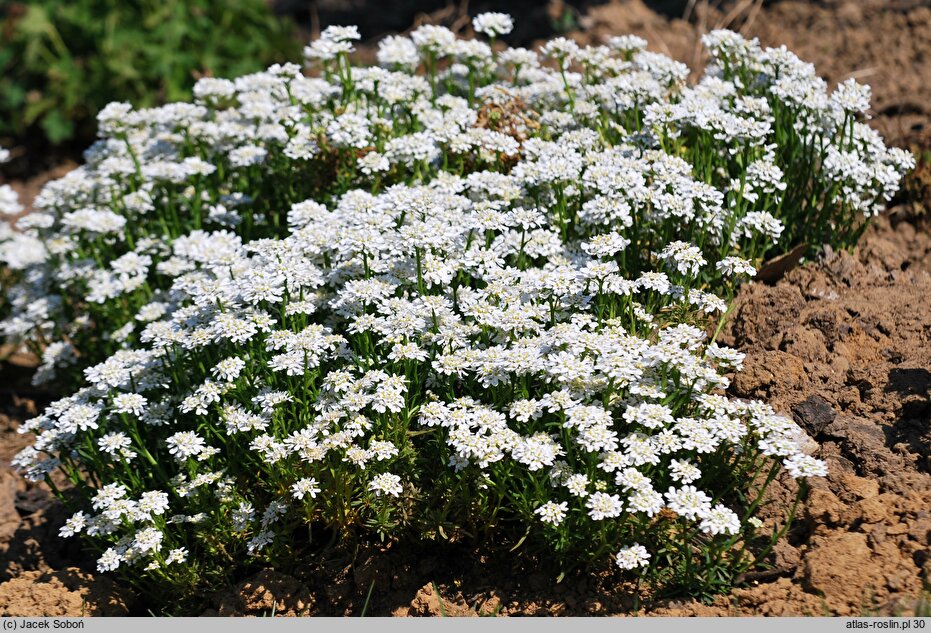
<box><xmin>792</xmin><ymin>395</ymin><xmax>837</xmax><ymax>437</ymax></box>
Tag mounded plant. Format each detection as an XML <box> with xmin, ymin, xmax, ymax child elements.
<box><xmin>1</xmin><ymin>16</ymin><xmax>913</xmax><ymax>611</ymax></box>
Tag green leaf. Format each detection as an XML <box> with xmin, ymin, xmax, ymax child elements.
<box><xmin>40</xmin><ymin>107</ymin><xmax>74</xmax><ymax>143</ymax></box>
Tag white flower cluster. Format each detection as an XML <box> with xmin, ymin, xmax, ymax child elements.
<box><xmin>0</xmin><ymin>181</ymin><xmax>43</xmax><ymax>272</ymax></box>
<box><xmin>0</xmin><ymin>23</ymin><xmax>912</xmax><ymax>386</ymax></box>
<box><xmin>3</xmin><ymin>19</ymin><xmax>906</xmax><ymax>589</ymax></box>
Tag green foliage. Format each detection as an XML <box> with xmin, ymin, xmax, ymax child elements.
<box><xmin>0</xmin><ymin>0</ymin><xmax>298</xmax><ymax>147</ymax></box>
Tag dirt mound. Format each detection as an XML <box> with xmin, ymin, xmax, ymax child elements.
<box><xmin>0</xmin><ymin>568</ymin><xmax>130</xmax><ymax>617</ymax></box>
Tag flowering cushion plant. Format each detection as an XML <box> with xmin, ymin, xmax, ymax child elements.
<box><xmin>0</xmin><ymin>17</ymin><xmax>913</xmax><ymax>608</ymax></box>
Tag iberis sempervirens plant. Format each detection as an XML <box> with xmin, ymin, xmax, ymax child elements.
<box><xmin>1</xmin><ymin>16</ymin><xmax>913</xmax><ymax>607</ymax></box>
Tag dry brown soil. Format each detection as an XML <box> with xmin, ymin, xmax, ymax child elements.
<box><xmin>2</xmin><ymin>0</ymin><xmax>930</xmax><ymax>617</ymax></box>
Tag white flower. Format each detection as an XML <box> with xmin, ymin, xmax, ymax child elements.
<box><xmin>664</xmin><ymin>485</ymin><xmax>712</xmax><ymax>521</ymax></box>
<box><xmin>229</xmin><ymin>145</ymin><xmax>268</xmax><ymax>168</ymax></box>
<box><xmin>512</xmin><ymin>433</ymin><xmax>563</xmax><ymax>471</ymax></box>
<box><xmin>59</xmin><ymin>511</ymin><xmax>88</xmax><ymax>538</ymax></box>
<box><xmin>615</xmin><ymin>543</ymin><xmax>651</xmax><ymax>570</ymax></box>
<box><xmin>699</xmin><ymin>504</ymin><xmax>741</xmax><ymax>535</ymax></box>
<box><xmin>112</xmin><ymin>393</ymin><xmax>147</xmax><ymax>417</ymax></box>
<box><xmin>657</xmin><ymin>241</ymin><xmax>707</xmax><ymax>276</ymax></box>
<box><xmin>740</xmin><ymin>211</ymin><xmax>784</xmax><ymax>242</ymax></box>
<box><xmin>247</xmin><ymin>530</ymin><xmax>275</xmax><ymax>554</ymax></box>
<box><xmin>608</xmin><ymin>35</ymin><xmax>647</xmax><ymax>54</ymax></box>
<box><xmin>232</xmin><ymin>502</ymin><xmax>255</xmax><ymax>531</ymax></box>
<box><xmin>0</xmin><ymin>185</ymin><xmax>23</xmax><ymax>215</ymax></box>
<box><xmin>92</xmin><ymin>483</ymin><xmax>127</xmax><ymax>510</ymax></box>
<box><xmin>534</xmin><ymin>501</ymin><xmax>568</xmax><ymax>525</ymax></box>
<box><xmin>321</xmin><ymin>25</ymin><xmax>360</xmax><ymax>43</ymax></box>
<box><xmin>831</xmin><ymin>78</ymin><xmax>871</xmax><ymax>115</ymax></box>
<box><xmin>138</xmin><ymin>491</ymin><xmax>170</xmax><ymax>516</ymax></box>
<box><xmin>193</xmin><ymin>77</ymin><xmax>235</xmax><ymax>101</ymax></box>
<box><xmin>132</xmin><ymin>527</ymin><xmax>164</xmax><ymax>554</ymax></box>
<box><xmin>358</xmin><ymin>151</ymin><xmax>390</xmax><ymax>175</ymax></box>
<box><xmin>669</xmin><ymin>459</ymin><xmax>702</xmax><ymax>484</ymax></box>
<box><xmin>304</xmin><ymin>38</ymin><xmax>352</xmax><ymax>62</ymax></box>
<box><xmin>291</xmin><ymin>477</ymin><xmax>321</xmax><ymax>500</ymax></box>
<box><xmin>585</xmin><ymin>492</ymin><xmax>624</xmax><ymax>520</ymax></box>
<box><xmin>627</xmin><ymin>488</ymin><xmax>664</xmax><ymax>517</ymax></box>
<box><xmin>411</xmin><ymin>25</ymin><xmax>456</xmax><ymax>53</ymax></box>
<box><xmin>165</xmin><ymin>547</ymin><xmax>189</xmax><ymax>565</ymax></box>
<box><xmin>716</xmin><ymin>256</ymin><xmax>756</xmax><ymax>278</ymax></box>
<box><xmin>97</xmin><ymin>547</ymin><xmax>123</xmax><ymax>573</ymax></box>
<box><xmin>212</xmin><ymin>357</ymin><xmax>246</xmax><ymax>382</ymax></box>
<box><xmin>165</xmin><ymin>431</ymin><xmax>207</xmax><ymax>460</ymax></box>
<box><xmin>377</xmin><ymin>35</ymin><xmax>419</xmax><ymax>68</ymax></box>
<box><xmin>783</xmin><ymin>454</ymin><xmax>828</xmax><ymax>478</ymax></box>
<box><xmin>369</xmin><ymin>473</ymin><xmax>403</xmax><ymax>497</ymax></box>
<box><xmin>623</xmin><ymin>403</ymin><xmax>674</xmax><ymax>430</ymax></box>
<box><xmin>97</xmin><ymin>432</ymin><xmax>132</xmax><ymax>455</ymax></box>
<box><xmin>541</xmin><ymin>37</ymin><xmax>579</xmax><ymax>62</ymax></box>
<box><xmin>565</xmin><ymin>473</ymin><xmax>590</xmax><ymax>497</ymax></box>
<box><xmin>472</xmin><ymin>12</ymin><xmax>514</xmax><ymax>38</ymax></box>
<box><xmin>61</xmin><ymin>208</ymin><xmax>126</xmax><ymax>235</ymax></box>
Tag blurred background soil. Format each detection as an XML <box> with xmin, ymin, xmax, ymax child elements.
<box><xmin>2</xmin><ymin>0</ymin><xmax>930</xmax><ymax>617</ymax></box>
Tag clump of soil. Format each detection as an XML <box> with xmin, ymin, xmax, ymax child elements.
<box><xmin>0</xmin><ymin>569</ymin><xmax>131</xmax><ymax>617</ymax></box>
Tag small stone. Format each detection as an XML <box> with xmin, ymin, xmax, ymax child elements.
<box><xmin>773</xmin><ymin>539</ymin><xmax>801</xmax><ymax>571</ymax></box>
<box><xmin>869</xmin><ymin>524</ymin><xmax>887</xmax><ymax>547</ymax></box>
<box><xmin>885</xmin><ymin>570</ymin><xmax>911</xmax><ymax>592</ymax></box>
<box><xmin>887</xmin><ymin>523</ymin><xmax>909</xmax><ymax>536</ymax></box>
<box><xmin>806</xmin><ymin>488</ymin><xmax>846</xmax><ymax>526</ymax></box>
<box><xmin>840</xmin><ymin>473</ymin><xmax>880</xmax><ymax>500</ymax></box>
